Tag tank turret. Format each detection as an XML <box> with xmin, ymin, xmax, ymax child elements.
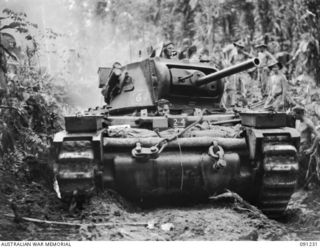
<box><xmin>99</xmin><ymin>57</ymin><xmax>259</xmax><ymax>114</ymax></box>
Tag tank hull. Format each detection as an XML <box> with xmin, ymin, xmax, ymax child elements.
<box><xmin>53</xmin><ymin>119</ymin><xmax>299</xmax><ymax>218</ymax></box>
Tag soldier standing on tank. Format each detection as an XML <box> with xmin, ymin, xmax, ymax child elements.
<box><xmin>264</xmin><ymin>61</ymin><xmax>288</xmax><ymax>111</ymax></box>
<box><xmin>255</xmin><ymin>44</ymin><xmax>277</xmax><ymax>98</ymax></box>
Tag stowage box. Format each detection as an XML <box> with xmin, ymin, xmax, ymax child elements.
<box><xmin>240</xmin><ymin>112</ymin><xmax>287</xmax><ymax>128</ymax></box>
<box><xmin>65</xmin><ymin>115</ymin><xmax>103</xmax><ymax>133</ymax></box>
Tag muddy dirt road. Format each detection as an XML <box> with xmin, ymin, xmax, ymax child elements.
<box><xmin>1</xmin><ymin>169</ymin><xmax>320</xmax><ymax>241</ymax></box>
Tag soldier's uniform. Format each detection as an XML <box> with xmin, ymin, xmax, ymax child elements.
<box><xmin>292</xmin><ymin>106</ymin><xmax>320</xmax><ymax>185</ymax></box>
<box><xmin>255</xmin><ymin>44</ymin><xmax>276</xmax><ymax>97</ymax></box>
<box><xmin>224</xmin><ymin>80</ymin><xmax>236</xmax><ymax>107</ymax></box>
<box><xmin>264</xmin><ymin>62</ymin><xmax>287</xmax><ymax>111</ymax></box>
<box><xmin>306</xmin><ymin>92</ymin><xmax>320</xmax><ymax>126</ymax></box>
<box><xmin>229</xmin><ymin>42</ymin><xmax>251</xmax><ymax>104</ymax></box>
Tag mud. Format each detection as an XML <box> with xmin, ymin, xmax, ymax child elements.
<box><xmin>0</xmin><ymin>168</ymin><xmax>320</xmax><ymax>241</ymax></box>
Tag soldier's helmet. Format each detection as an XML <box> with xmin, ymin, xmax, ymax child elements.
<box><xmin>233</xmin><ymin>41</ymin><xmax>245</xmax><ymax>49</ymax></box>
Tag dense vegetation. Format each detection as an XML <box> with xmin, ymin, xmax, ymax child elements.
<box><xmin>0</xmin><ymin>10</ymin><xmax>66</xmax><ymax>172</ymax></box>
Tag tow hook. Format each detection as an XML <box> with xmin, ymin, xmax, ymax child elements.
<box><xmin>132</xmin><ymin>142</ymin><xmax>159</xmax><ymax>161</ymax></box>
<box><xmin>208</xmin><ymin>141</ymin><xmax>226</xmax><ymax>170</ymax></box>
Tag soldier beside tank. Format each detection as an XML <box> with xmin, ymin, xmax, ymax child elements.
<box><xmin>227</xmin><ymin>41</ymin><xmax>252</xmax><ymax>107</ymax></box>
<box><xmin>230</xmin><ymin>41</ymin><xmax>248</xmax><ymax>63</ymax></box>
<box><xmin>264</xmin><ymin>61</ymin><xmax>288</xmax><ymax>111</ymax></box>
<box><xmin>292</xmin><ymin>105</ymin><xmax>320</xmax><ymax>186</ymax></box>
<box><xmin>293</xmin><ymin>106</ymin><xmax>320</xmax><ymax>154</ymax></box>
<box><xmin>307</xmin><ymin>92</ymin><xmax>320</xmax><ymax>126</ymax></box>
<box><xmin>254</xmin><ymin>43</ymin><xmax>277</xmax><ymax>98</ymax></box>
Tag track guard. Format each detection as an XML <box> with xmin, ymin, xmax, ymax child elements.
<box><xmin>246</xmin><ymin>127</ymin><xmax>300</xmax><ymax>161</ymax></box>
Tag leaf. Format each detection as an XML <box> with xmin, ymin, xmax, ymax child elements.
<box><xmin>300</xmin><ymin>40</ymin><xmax>309</xmax><ymax>52</ymax></box>
<box><xmin>25</xmin><ymin>35</ymin><xmax>33</xmax><ymax>40</ymax></box>
<box><xmin>2</xmin><ymin>8</ymin><xmax>11</xmax><ymax>14</ymax></box>
<box><xmin>16</xmin><ymin>27</ymin><xmax>29</xmax><ymax>33</ymax></box>
<box><xmin>189</xmin><ymin>0</ymin><xmax>198</xmax><ymax>10</ymax></box>
<box><xmin>0</xmin><ymin>44</ymin><xmax>18</xmax><ymax>61</ymax></box>
<box><xmin>314</xmin><ymin>39</ymin><xmax>320</xmax><ymax>55</ymax></box>
<box><xmin>273</xmin><ymin>22</ymin><xmax>281</xmax><ymax>33</ymax></box>
<box><xmin>0</xmin><ymin>22</ymin><xmax>21</xmax><ymax>31</ymax></box>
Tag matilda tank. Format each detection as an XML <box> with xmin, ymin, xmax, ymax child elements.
<box><xmin>51</xmin><ymin>54</ymin><xmax>299</xmax><ymax>218</ymax></box>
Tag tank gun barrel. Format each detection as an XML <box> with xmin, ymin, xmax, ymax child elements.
<box><xmin>195</xmin><ymin>58</ymin><xmax>260</xmax><ymax>87</ymax></box>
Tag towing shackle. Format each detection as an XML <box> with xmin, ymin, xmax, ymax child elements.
<box><xmin>208</xmin><ymin>141</ymin><xmax>226</xmax><ymax>170</ymax></box>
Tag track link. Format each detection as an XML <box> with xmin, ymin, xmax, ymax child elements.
<box><xmin>54</xmin><ymin>140</ymin><xmax>97</xmax><ymax>204</ymax></box>
<box><xmin>258</xmin><ymin>142</ymin><xmax>299</xmax><ymax>218</ymax></box>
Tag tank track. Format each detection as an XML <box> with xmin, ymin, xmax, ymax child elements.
<box><xmin>54</xmin><ymin>140</ymin><xmax>97</xmax><ymax>206</ymax></box>
<box><xmin>257</xmin><ymin>142</ymin><xmax>299</xmax><ymax>218</ymax></box>
<box><xmin>56</xmin><ymin>173</ymin><xmax>96</xmax><ymax>204</ymax></box>
<box><xmin>55</xmin><ymin>163</ymin><xmax>96</xmax><ymax>207</ymax></box>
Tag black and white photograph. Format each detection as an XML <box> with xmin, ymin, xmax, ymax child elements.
<box><xmin>0</xmin><ymin>0</ymin><xmax>320</xmax><ymax>243</ymax></box>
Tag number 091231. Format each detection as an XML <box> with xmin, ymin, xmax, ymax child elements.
<box><xmin>300</xmin><ymin>242</ymin><xmax>318</xmax><ymax>246</ymax></box>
